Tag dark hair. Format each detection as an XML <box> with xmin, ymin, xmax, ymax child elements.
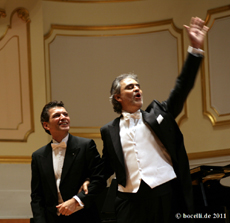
<box><xmin>110</xmin><ymin>73</ymin><xmax>139</xmax><ymax>114</ymax></box>
<box><xmin>40</xmin><ymin>100</ymin><xmax>65</xmax><ymax>135</ymax></box>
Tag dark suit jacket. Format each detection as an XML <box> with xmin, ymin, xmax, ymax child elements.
<box><xmin>100</xmin><ymin>53</ymin><xmax>203</xmax><ymax>213</ymax></box>
<box><xmin>31</xmin><ymin>134</ymin><xmax>106</xmax><ymax>223</ymax></box>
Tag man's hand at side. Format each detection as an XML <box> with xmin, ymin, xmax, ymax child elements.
<box><xmin>56</xmin><ymin>198</ymin><xmax>80</xmax><ymax>216</ymax></box>
<box><xmin>78</xmin><ymin>179</ymin><xmax>90</xmax><ymax>194</ymax></box>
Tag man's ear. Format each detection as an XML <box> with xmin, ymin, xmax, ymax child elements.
<box><xmin>114</xmin><ymin>94</ymin><xmax>122</xmax><ymax>102</ymax></box>
<box><xmin>43</xmin><ymin>122</ymin><xmax>49</xmax><ymax>131</ymax></box>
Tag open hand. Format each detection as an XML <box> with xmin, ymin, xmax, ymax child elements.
<box><xmin>184</xmin><ymin>17</ymin><xmax>209</xmax><ymax>49</ymax></box>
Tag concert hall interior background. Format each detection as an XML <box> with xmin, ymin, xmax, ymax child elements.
<box><xmin>0</xmin><ymin>0</ymin><xmax>230</xmax><ymax>222</ymax></box>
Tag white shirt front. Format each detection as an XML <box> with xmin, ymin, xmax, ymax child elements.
<box><xmin>52</xmin><ymin>134</ymin><xmax>84</xmax><ymax>212</ymax></box>
<box><xmin>52</xmin><ymin>134</ymin><xmax>69</xmax><ymax>203</ymax></box>
<box><xmin>118</xmin><ymin>111</ymin><xmax>176</xmax><ymax>193</ymax></box>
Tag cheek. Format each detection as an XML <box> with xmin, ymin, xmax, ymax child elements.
<box><xmin>120</xmin><ymin>92</ymin><xmax>133</xmax><ymax>103</ymax></box>
<box><xmin>122</xmin><ymin>96</ymin><xmax>132</xmax><ymax>103</ymax></box>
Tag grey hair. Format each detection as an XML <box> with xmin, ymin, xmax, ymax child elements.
<box><xmin>110</xmin><ymin>73</ymin><xmax>139</xmax><ymax>114</ymax></box>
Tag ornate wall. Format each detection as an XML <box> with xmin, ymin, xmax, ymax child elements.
<box><xmin>0</xmin><ymin>0</ymin><xmax>229</xmax><ymax>220</ymax></box>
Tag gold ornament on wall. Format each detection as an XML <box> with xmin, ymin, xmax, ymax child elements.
<box><xmin>0</xmin><ymin>9</ymin><xmax>6</xmax><ymax>18</ymax></box>
<box><xmin>17</xmin><ymin>8</ymin><xmax>30</xmax><ymax>23</ymax></box>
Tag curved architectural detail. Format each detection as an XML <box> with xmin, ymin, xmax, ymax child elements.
<box><xmin>17</xmin><ymin>8</ymin><xmax>31</xmax><ymax>23</ymax></box>
<box><xmin>202</xmin><ymin>5</ymin><xmax>230</xmax><ymax>126</ymax></box>
<box><xmin>0</xmin><ymin>8</ymin><xmax>34</xmax><ymax>141</ymax></box>
<box><xmin>44</xmin><ymin>20</ymin><xmax>186</xmax><ymax>137</ymax></box>
<box><xmin>0</xmin><ymin>9</ymin><xmax>6</xmax><ymax>18</ymax></box>
<box><xmin>0</xmin><ymin>156</ymin><xmax>31</xmax><ymax>163</ymax></box>
<box><xmin>44</xmin><ymin>0</ymin><xmax>140</xmax><ymax>3</ymax></box>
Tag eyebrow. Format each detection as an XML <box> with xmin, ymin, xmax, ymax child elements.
<box><xmin>51</xmin><ymin>111</ymin><xmax>68</xmax><ymax>117</ymax></box>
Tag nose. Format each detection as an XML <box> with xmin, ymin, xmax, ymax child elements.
<box><xmin>134</xmin><ymin>85</ymin><xmax>140</xmax><ymax>91</ymax></box>
<box><xmin>60</xmin><ymin>113</ymin><xmax>66</xmax><ymax>119</ymax></box>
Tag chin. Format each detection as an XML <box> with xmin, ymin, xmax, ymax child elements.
<box><xmin>137</xmin><ymin>102</ymin><xmax>143</xmax><ymax>108</ymax></box>
<box><xmin>60</xmin><ymin>127</ymin><xmax>69</xmax><ymax>131</ymax></box>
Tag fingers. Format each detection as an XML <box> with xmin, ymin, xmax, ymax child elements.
<box><xmin>185</xmin><ymin>17</ymin><xmax>205</xmax><ymax>31</ymax></box>
<box><xmin>83</xmin><ymin>181</ymin><xmax>89</xmax><ymax>194</ymax></box>
<box><xmin>78</xmin><ymin>180</ymin><xmax>90</xmax><ymax>194</ymax></box>
<box><xmin>78</xmin><ymin>185</ymin><xmax>83</xmax><ymax>194</ymax></box>
<box><xmin>183</xmin><ymin>25</ymin><xmax>190</xmax><ymax>34</ymax></box>
<box><xmin>190</xmin><ymin>17</ymin><xmax>209</xmax><ymax>34</ymax></box>
<box><xmin>202</xmin><ymin>25</ymin><xmax>209</xmax><ymax>34</ymax></box>
<box><xmin>61</xmin><ymin>206</ymin><xmax>72</xmax><ymax>216</ymax></box>
<box><xmin>190</xmin><ymin>17</ymin><xmax>205</xmax><ymax>30</ymax></box>
<box><xmin>56</xmin><ymin>204</ymin><xmax>67</xmax><ymax>215</ymax></box>
<box><xmin>57</xmin><ymin>205</ymin><xmax>73</xmax><ymax>216</ymax></box>
<box><xmin>56</xmin><ymin>199</ymin><xmax>77</xmax><ymax>216</ymax></box>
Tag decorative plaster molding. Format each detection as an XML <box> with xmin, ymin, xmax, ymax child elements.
<box><xmin>188</xmin><ymin>148</ymin><xmax>230</xmax><ymax>160</ymax></box>
<box><xmin>0</xmin><ymin>8</ymin><xmax>34</xmax><ymax>142</ymax></box>
<box><xmin>44</xmin><ymin>0</ymin><xmax>140</xmax><ymax>3</ymax></box>
<box><xmin>202</xmin><ymin>5</ymin><xmax>230</xmax><ymax>126</ymax></box>
<box><xmin>0</xmin><ymin>156</ymin><xmax>31</xmax><ymax>163</ymax></box>
<box><xmin>17</xmin><ymin>8</ymin><xmax>30</xmax><ymax>23</ymax></box>
<box><xmin>0</xmin><ymin>8</ymin><xmax>6</xmax><ymax>18</ymax></box>
<box><xmin>1</xmin><ymin>149</ymin><xmax>230</xmax><ymax>163</ymax></box>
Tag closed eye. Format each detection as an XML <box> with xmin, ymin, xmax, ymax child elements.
<box><xmin>125</xmin><ymin>84</ymin><xmax>140</xmax><ymax>90</ymax></box>
<box><xmin>52</xmin><ymin>112</ymin><xmax>69</xmax><ymax>118</ymax></box>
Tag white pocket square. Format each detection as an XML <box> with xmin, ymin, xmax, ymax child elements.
<box><xmin>156</xmin><ymin>114</ymin><xmax>164</xmax><ymax>124</ymax></box>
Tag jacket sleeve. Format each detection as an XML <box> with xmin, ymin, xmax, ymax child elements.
<box><xmin>30</xmin><ymin>154</ymin><xmax>47</xmax><ymax>223</ymax></box>
<box><xmin>163</xmin><ymin>53</ymin><xmax>203</xmax><ymax>119</ymax></box>
<box><xmin>100</xmin><ymin>123</ymin><xmax>127</xmax><ymax>187</ymax></box>
<box><xmin>100</xmin><ymin>127</ymin><xmax>116</xmax><ymax>180</ymax></box>
<box><xmin>77</xmin><ymin>139</ymin><xmax>107</xmax><ymax>208</ymax></box>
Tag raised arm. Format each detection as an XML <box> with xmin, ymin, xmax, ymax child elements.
<box><xmin>163</xmin><ymin>17</ymin><xmax>209</xmax><ymax>118</ymax></box>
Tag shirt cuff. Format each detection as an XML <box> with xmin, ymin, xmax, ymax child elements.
<box><xmin>188</xmin><ymin>46</ymin><xmax>204</xmax><ymax>57</ymax></box>
<box><xmin>73</xmin><ymin>195</ymin><xmax>84</xmax><ymax>207</ymax></box>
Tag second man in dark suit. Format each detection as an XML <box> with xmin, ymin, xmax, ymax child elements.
<box><xmin>31</xmin><ymin>100</ymin><xmax>106</xmax><ymax>223</ymax></box>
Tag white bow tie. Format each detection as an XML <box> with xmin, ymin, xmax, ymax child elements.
<box><xmin>51</xmin><ymin>141</ymin><xmax>66</xmax><ymax>150</ymax></box>
<box><xmin>122</xmin><ymin>111</ymin><xmax>141</xmax><ymax>121</ymax></box>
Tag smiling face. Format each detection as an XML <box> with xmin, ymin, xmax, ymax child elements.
<box><xmin>43</xmin><ymin>106</ymin><xmax>70</xmax><ymax>142</ymax></box>
<box><xmin>114</xmin><ymin>78</ymin><xmax>143</xmax><ymax>113</ymax></box>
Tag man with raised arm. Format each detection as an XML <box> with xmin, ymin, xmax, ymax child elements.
<box><xmin>101</xmin><ymin>17</ymin><xmax>209</xmax><ymax>223</ymax></box>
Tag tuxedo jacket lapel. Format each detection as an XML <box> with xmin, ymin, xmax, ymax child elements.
<box><xmin>61</xmin><ymin>134</ymin><xmax>80</xmax><ymax>184</ymax></box>
<box><xmin>142</xmin><ymin>108</ymin><xmax>178</xmax><ymax>162</ymax></box>
<box><xmin>40</xmin><ymin>143</ymin><xmax>58</xmax><ymax>199</ymax></box>
<box><xmin>108</xmin><ymin>117</ymin><xmax>125</xmax><ymax>168</ymax></box>
<box><xmin>142</xmin><ymin>109</ymin><xmax>164</xmax><ymax>141</ymax></box>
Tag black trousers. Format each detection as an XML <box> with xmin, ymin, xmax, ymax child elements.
<box><xmin>115</xmin><ymin>180</ymin><xmax>178</xmax><ymax>223</ymax></box>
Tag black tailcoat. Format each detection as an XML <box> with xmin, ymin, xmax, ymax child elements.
<box><xmin>101</xmin><ymin>53</ymin><xmax>203</xmax><ymax>213</ymax></box>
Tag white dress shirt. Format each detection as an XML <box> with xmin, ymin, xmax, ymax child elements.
<box><xmin>52</xmin><ymin>134</ymin><xmax>84</xmax><ymax>212</ymax></box>
<box><xmin>52</xmin><ymin>134</ymin><xmax>68</xmax><ymax>203</ymax></box>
